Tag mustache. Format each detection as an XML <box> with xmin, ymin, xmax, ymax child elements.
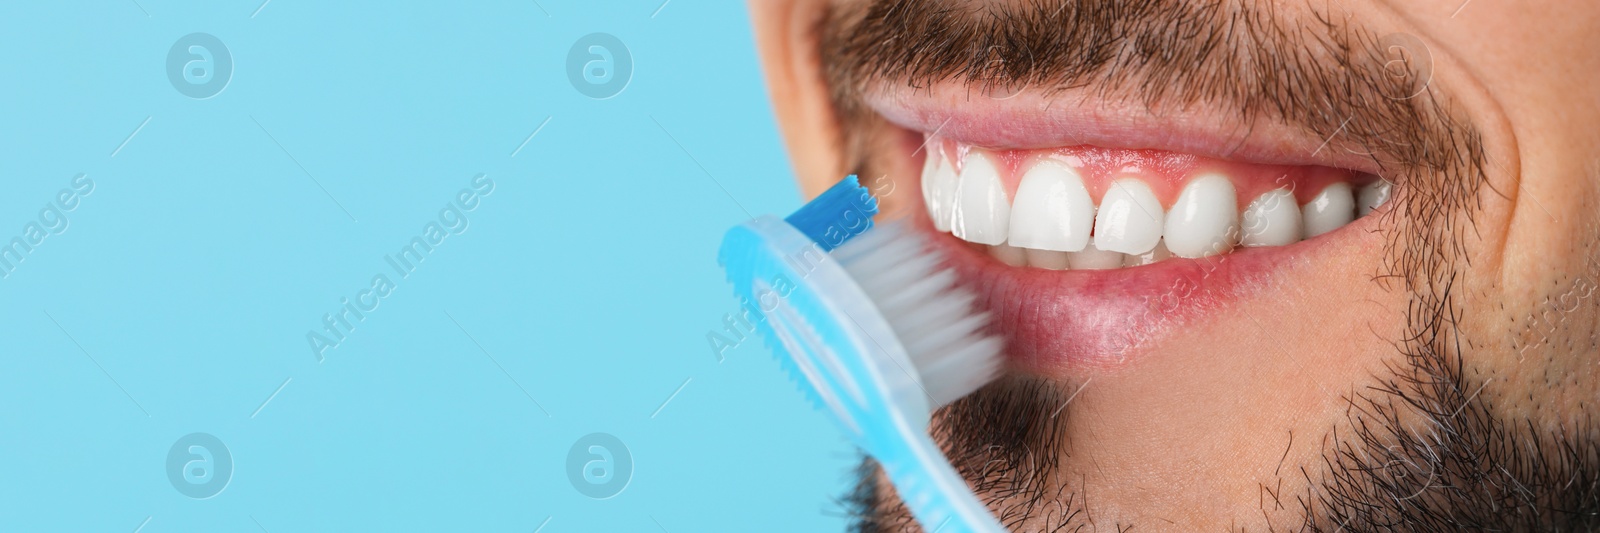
<box><xmin>821</xmin><ymin>0</ymin><xmax>1479</xmax><ymax>168</ymax></box>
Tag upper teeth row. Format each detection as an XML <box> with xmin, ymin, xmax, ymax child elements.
<box><xmin>922</xmin><ymin>151</ymin><xmax>1392</xmax><ymax>268</ymax></box>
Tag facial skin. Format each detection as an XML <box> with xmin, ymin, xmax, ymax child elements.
<box><xmin>750</xmin><ymin>0</ymin><xmax>1600</xmax><ymax>531</ymax></box>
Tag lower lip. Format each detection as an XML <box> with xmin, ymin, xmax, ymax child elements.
<box><xmin>917</xmin><ymin>216</ymin><xmax>1347</xmax><ymax>372</ymax></box>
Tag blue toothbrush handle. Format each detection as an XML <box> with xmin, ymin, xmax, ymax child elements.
<box><xmin>876</xmin><ymin>424</ymin><xmax>1006</xmax><ymax>533</ymax></box>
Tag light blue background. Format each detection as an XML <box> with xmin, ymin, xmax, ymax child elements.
<box><xmin>0</xmin><ymin>1</ymin><xmax>857</xmax><ymax>531</ymax></box>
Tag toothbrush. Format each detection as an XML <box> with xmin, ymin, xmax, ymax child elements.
<box><xmin>718</xmin><ymin>176</ymin><xmax>1006</xmax><ymax>533</ymax></box>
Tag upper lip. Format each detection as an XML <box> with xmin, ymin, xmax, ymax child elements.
<box><xmin>864</xmin><ymin>83</ymin><xmax>1385</xmax><ymax>176</ymax></box>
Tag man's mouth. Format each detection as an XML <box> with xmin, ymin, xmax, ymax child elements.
<box><xmin>919</xmin><ymin>138</ymin><xmax>1391</xmax><ymax>268</ymax></box>
<box><xmin>867</xmin><ymin>86</ymin><xmax>1397</xmax><ymax>372</ymax></box>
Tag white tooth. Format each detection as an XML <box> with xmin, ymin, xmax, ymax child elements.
<box><xmin>1303</xmin><ymin>183</ymin><xmax>1355</xmax><ymax>238</ymax></box>
<box><xmin>1123</xmin><ymin>240</ymin><xmax>1172</xmax><ymax>267</ymax></box>
<box><xmin>922</xmin><ymin>152</ymin><xmax>958</xmax><ymax>232</ymax></box>
<box><xmin>1357</xmin><ymin>180</ymin><xmax>1392</xmax><ymax>217</ymax></box>
<box><xmin>1240</xmin><ymin>188</ymin><xmax>1302</xmax><ymax>247</ymax></box>
<box><xmin>950</xmin><ymin>152</ymin><xmax>1010</xmax><ymax>245</ymax></box>
<box><xmin>988</xmin><ymin>243</ymin><xmax>1026</xmax><ymax>267</ymax></box>
<box><xmin>1025</xmin><ymin>248</ymin><xmax>1070</xmax><ymax>270</ymax></box>
<box><xmin>1067</xmin><ymin>241</ymin><xmax>1125</xmax><ymax>270</ymax></box>
<box><xmin>1093</xmin><ymin>177</ymin><xmax>1163</xmax><ymax>254</ymax></box>
<box><xmin>920</xmin><ymin>150</ymin><xmax>939</xmax><ymax>223</ymax></box>
<box><xmin>1163</xmin><ymin>174</ymin><xmax>1239</xmax><ymax>258</ymax></box>
<box><xmin>1007</xmin><ymin>160</ymin><xmax>1093</xmax><ymax>252</ymax></box>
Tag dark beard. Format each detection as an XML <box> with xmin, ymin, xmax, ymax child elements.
<box><xmin>1302</xmin><ymin>276</ymin><xmax>1600</xmax><ymax>532</ymax></box>
<box><xmin>817</xmin><ymin>0</ymin><xmax>1600</xmax><ymax>530</ymax></box>
<box><xmin>845</xmin><ymin>311</ymin><xmax>1600</xmax><ymax>531</ymax></box>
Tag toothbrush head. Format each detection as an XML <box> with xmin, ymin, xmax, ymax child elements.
<box><xmin>829</xmin><ymin>222</ymin><xmax>1004</xmax><ymax>410</ymax></box>
<box><xmin>718</xmin><ymin>175</ymin><xmax>1002</xmax><ymax>428</ymax></box>
<box><xmin>718</xmin><ymin>175</ymin><xmax>1007</xmax><ymax>533</ymax></box>
<box><xmin>783</xmin><ymin>174</ymin><xmax>878</xmax><ymax>252</ymax></box>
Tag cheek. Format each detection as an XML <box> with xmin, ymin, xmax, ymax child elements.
<box><xmin>1458</xmin><ymin>176</ymin><xmax>1600</xmax><ymax>428</ymax></box>
<box><xmin>861</xmin><ymin>121</ymin><xmax>925</xmax><ymax>218</ymax></box>
<box><xmin>1467</xmin><ymin>266</ymin><xmax>1600</xmax><ymax>428</ymax></box>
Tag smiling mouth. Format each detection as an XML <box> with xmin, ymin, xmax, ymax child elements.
<box><xmin>919</xmin><ymin>137</ymin><xmax>1391</xmax><ymax>267</ymax></box>
<box><xmin>866</xmin><ymin>85</ymin><xmax>1399</xmax><ymax>372</ymax></box>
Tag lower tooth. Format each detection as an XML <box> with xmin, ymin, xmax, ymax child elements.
<box><xmin>989</xmin><ymin>243</ymin><xmax>1027</xmax><ymax>267</ymax></box>
<box><xmin>1068</xmin><ymin>242</ymin><xmax>1125</xmax><ymax>270</ymax></box>
<box><xmin>1124</xmin><ymin>240</ymin><xmax>1172</xmax><ymax>266</ymax></box>
<box><xmin>1025</xmin><ymin>248</ymin><xmax>1070</xmax><ymax>270</ymax></box>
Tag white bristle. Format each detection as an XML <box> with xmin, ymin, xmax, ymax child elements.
<box><xmin>918</xmin><ymin>337</ymin><xmax>1004</xmax><ymax>404</ymax></box>
<box><xmin>832</xmin><ymin>222</ymin><xmax>1004</xmax><ymax>409</ymax></box>
<box><xmin>890</xmin><ymin>292</ymin><xmax>978</xmax><ymax>339</ymax></box>
<box><xmin>900</xmin><ymin>313</ymin><xmax>987</xmax><ymax>356</ymax></box>
<box><xmin>872</xmin><ymin>270</ymin><xmax>957</xmax><ymax>312</ymax></box>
